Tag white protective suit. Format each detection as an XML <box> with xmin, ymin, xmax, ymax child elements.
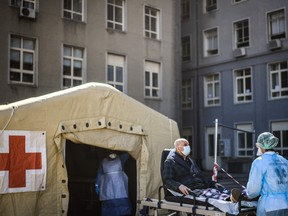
<box><xmin>246</xmin><ymin>151</ymin><xmax>288</xmax><ymax>216</ymax></box>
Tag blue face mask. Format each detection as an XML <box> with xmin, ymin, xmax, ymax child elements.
<box><xmin>182</xmin><ymin>146</ymin><xmax>191</xmax><ymax>156</ymax></box>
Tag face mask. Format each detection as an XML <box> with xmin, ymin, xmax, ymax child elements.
<box><xmin>256</xmin><ymin>148</ymin><xmax>263</xmax><ymax>156</ymax></box>
<box><xmin>182</xmin><ymin>146</ymin><xmax>191</xmax><ymax>156</ymax></box>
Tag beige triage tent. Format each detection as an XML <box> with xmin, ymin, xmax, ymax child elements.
<box><xmin>0</xmin><ymin>82</ymin><xmax>179</xmax><ymax>215</ymax></box>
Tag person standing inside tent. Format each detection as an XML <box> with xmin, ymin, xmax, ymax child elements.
<box><xmin>244</xmin><ymin>132</ymin><xmax>288</xmax><ymax>215</ymax></box>
<box><xmin>163</xmin><ymin>138</ymin><xmax>223</xmax><ymax>196</ymax></box>
<box><xmin>95</xmin><ymin>151</ymin><xmax>132</xmax><ymax>216</ymax></box>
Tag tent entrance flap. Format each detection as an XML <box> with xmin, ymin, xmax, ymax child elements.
<box><xmin>65</xmin><ymin>140</ymin><xmax>137</xmax><ymax>216</ymax></box>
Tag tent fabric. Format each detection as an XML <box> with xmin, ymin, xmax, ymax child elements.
<box><xmin>0</xmin><ymin>82</ymin><xmax>179</xmax><ymax>216</ymax></box>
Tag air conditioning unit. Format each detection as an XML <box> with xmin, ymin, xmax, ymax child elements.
<box><xmin>268</xmin><ymin>39</ymin><xmax>282</xmax><ymax>50</ymax></box>
<box><xmin>20</xmin><ymin>6</ymin><xmax>36</xmax><ymax>19</ymax></box>
<box><xmin>233</xmin><ymin>48</ymin><xmax>246</xmax><ymax>58</ymax></box>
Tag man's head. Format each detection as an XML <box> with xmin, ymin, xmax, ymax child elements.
<box><xmin>174</xmin><ymin>138</ymin><xmax>190</xmax><ymax>157</ymax></box>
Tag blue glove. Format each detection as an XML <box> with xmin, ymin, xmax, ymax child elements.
<box><xmin>95</xmin><ymin>184</ymin><xmax>100</xmax><ymax>195</ymax></box>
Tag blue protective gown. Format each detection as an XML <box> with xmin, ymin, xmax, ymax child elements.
<box><xmin>246</xmin><ymin>151</ymin><xmax>288</xmax><ymax>216</ymax></box>
<box><xmin>96</xmin><ymin>153</ymin><xmax>131</xmax><ymax>216</ymax></box>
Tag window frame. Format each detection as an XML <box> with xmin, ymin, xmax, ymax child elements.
<box><xmin>267</xmin><ymin>8</ymin><xmax>286</xmax><ymax>41</ymax></box>
<box><xmin>182</xmin><ymin>79</ymin><xmax>192</xmax><ymax>109</ymax></box>
<box><xmin>233</xmin><ymin>18</ymin><xmax>250</xmax><ymax>48</ymax></box>
<box><xmin>62</xmin><ymin>44</ymin><xmax>86</xmax><ymax>89</ymax></box>
<box><xmin>63</xmin><ymin>0</ymin><xmax>85</xmax><ymax>22</ymax></box>
<box><xmin>106</xmin><ymin>0</ymin><xmax>126</xmax><ymax>31</ymax></box>
<box><xmin>206</xmin><ymin>126</ymin><xmax>220</xmax><ymax>157</ymax></box>
<box><xmin>271</xmin><ymin>121</ymin><xmax>288</xmax><ymax>157</ymax></box>
<box><xmin>232</xmin><ymin>0</ymin><xmax>247</xmax><ymax>5</ymax></box>
<box><xmin>144</xmin><ymin>5</ymin><xmax>161</xmax><ymax>40</ymax></box>
<box><xmin>106</xmin><ymin>53</ymin><xmax>126</xmax><ymax>93</ymax></box>
<box><xmin>268</xmin><ymin>61</ymin><xmax>288</xmax><ymax>100</ymax></box>
<box><xmin>235</xmin><ymin>123</ymin><xmax>254</xmax><ymax>158</ymax></box>
<box><xmin>203</xmin><ymin>27</ymin><xmax>219</xmax><ymax>57</ymax></box>
<box><xmin>234</xmin><ymin>67</ymin><xmax>253</xmax><ymax>103</ymax></box>
<box><xmin>144</xmin><ymin>60</ymin><xmax>161</xmax><ymax>99</ymax></box>
<box><xmin>204</xmin><ymin>73</ymin><xmax>221</xmax><ymax>107</ymax></box>
<box><xmin>204</xmin><ymin>0</ymin><xmax>217</xmax><ymax>13</ymax></box>
<box><xmin>9</xmin><ymin>34</ymin><xmax>37</xmax><ymax>86</ymax></box>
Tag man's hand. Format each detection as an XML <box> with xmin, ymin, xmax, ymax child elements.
<box><xmin>178</xmin><ymin>184</ymin><xmax>190</xmax><ymax>195</ymax></box>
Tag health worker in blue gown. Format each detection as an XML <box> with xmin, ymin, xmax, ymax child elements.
<box><xmin>246</xmin><ymin>132</ymin><xmax>288</xmax><ymax>216</ymax></box>
<box><xmin>96</xmin><ymin>151</ymin><xmax>131</xmax><ymax>216</ymax></box>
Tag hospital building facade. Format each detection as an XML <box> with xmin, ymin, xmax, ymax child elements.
<box><xmin>181</xmin><ymin>0</ymin><xmax>288</xmax><ymax>172</ymax></box>
<box><xmin>0</xmin><ymin>0</ymin><xmax>181</xmax><ymax>122</ymax></box>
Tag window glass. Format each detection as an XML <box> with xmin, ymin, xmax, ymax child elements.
<box><xmin>9</xmin><ymin>35</ymin><xmax>36</xmax><ymax>85</ymax></box>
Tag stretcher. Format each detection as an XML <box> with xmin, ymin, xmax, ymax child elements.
<box><xmin>139</xmin><ymin>149</ymin><xmax>257</xmax><ymax>216</ymax></box>
<box><xmin>139</xmin><ymin>186</ymin><xmax>257</xmax><ymax>216</ymax></box>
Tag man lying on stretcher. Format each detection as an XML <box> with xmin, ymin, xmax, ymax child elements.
<box><xmin>163</xmin><ymin>138</ymin><xmax>231</xmax><ymax>200</ymax></box>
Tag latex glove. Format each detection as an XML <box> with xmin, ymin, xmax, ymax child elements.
<box><xmin>178</xmin><ymin>184</ymin><xmax>190</xmax><ymax>196</ymax></box>
<box><xmin>242</xmin><ymin>189</ymin><xmax>248</xmax><ymax>196</ymax></box>
<box><xmin>95</xmin><ymin>184</ymin><xmax>100</xmax><ymax>195</ymax></box>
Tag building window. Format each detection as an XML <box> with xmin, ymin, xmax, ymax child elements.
<box><xmin>11</xmin><ymin>0</ymin><xmax>36</xmax><ymax>8</ymax></box>
<box><xmin>107</xmin><ymin>54</ymin><xmax>125</xmax><ymax>92</ymax></box>
<box><xmin>234</xmin><ymin>19</ymin><xmax>249</xmax><ymax>48</ymax></box>
<box><xmin>205</xmin><ymin>0</ymin><xmax>217</xmax><ymax>13</ymax></box>
<box><xmin>204</xmin><ymin>28</ymin><xmax>218</xmax><ymax>56</ymax></box>
<box><xmin>62</xmin><ymin>45</ymin><xmax>84</xmax><ymax>88</ymax></box>
<box><xmin>271</xmin><ymin>121</ymin><xmax>288</xmax><ymax>157</ymax></box>
<box><xmin>182</xmin><ymin>128</ymin><xmax>193</xmax><ymax>154</ymax></box>
<box><xmin>182</xmin><ymin>36</ymin><xmax>191</xmax><ymax>61</ymax></box>
<box><xmin>232</xmin><ymin>0</ymin><xmax>247</xmax><ymax>4</ymax></box>
<box><xmin>9</xmin><ymin>35</ymin><xmax>36</xmax><ymax>85</ymax></box>
<box><xmin>63</xmin><ymin>0</ymin><xmax>84</xmax><ymax>22</ymax></box>
<box><xmin>234</xmin><ymin>67</ymin><xmax>252</xmax><ymax>103</ymax></box>
<box><xmin>145</xmin><ymin>61</ymin><xmax>161</xmax><ymax>98</ymax></box>
<box><xmin>204</xmin><ymin>74</ymin><xmax>220</xmax><ymax>106</ymax></box>
<box><xmin>107</xmin><ymin>0</ymin><xmax>125</xmax><ymax>31</ymax></box>
<box><xmin>207</xmin><ymin>126</ymin><xmax>220</xmax><ymax>157</ymax></box>
<box><xmin>181</xmin><ymin>0</ymin><xmax>190</xmax><ymax>20</ymax></box>
<box><xmin>182</xmin><ymin>79</ymin><xmax>192</xmax><ymax>109</ymax></box>
<box><xmin>236</xmin><ymin>124</ymin><xmax>253</xmax><ymax>157</ymax></box>
<box><xmin>144</xmin><ymin>6</ymin><xmax>160</xmax><ymax>40</ymax></box>
<box><xmin>10</xmin><ymin>0</ymin><xmax>21</xmax><ymax>7</ymax></box>
<box><xmin>269</xmin><ymin>61</ymin><xmax>288</xmax><ymax>99</ymax></box>
<box><xmin>267</xmin><ymin>9</ymin><xmax>286</xmax><ymax>40</ymax></box>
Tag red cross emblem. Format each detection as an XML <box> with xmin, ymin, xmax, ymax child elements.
<box><xmin>0</xmin><ymin>131</ymin><xmax>46</xmax><ymax>194</ymax></box>
<box><xmin>0</xmin><ymin>135</ymin><xmax>42</xmax><ymax>188</ymax></box>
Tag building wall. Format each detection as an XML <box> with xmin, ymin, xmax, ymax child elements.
<box><xmin>0</xmin><ymin>0</ymin><xmax>181</xmax><ymax>122</ymax></box>
<box><xmin>181</xmin><ymin>0</ymin><xmax>288</xmax><ymax>171</ymax></box>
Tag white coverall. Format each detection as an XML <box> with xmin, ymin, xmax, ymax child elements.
<box><xmin>246</xmin><ymin>151</ymin><xmax>288</xmax><ymax>216</ymax></box>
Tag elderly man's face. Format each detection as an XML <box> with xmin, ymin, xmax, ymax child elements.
<box><xmin>177</xmin><ymin>141</ymin><xmax>189</xmax><ymax>152</ymax></box>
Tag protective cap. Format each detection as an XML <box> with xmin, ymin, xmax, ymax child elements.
<box><xmin>256</xmin><ymin>132</ymin><xmax>279</xmax><ymax>149</ymax></box>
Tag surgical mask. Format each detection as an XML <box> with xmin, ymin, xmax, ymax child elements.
<box><xmin>182</xmin><ymin>146</ymin><xmax>191</xmax><ymax>156</ymax></box>
<box><xmin>256</xmin><ymin>148</ymin><xmax>263</xmax><ymax>156</ymax></box>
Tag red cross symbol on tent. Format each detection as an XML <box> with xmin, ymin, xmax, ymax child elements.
<box><xmin>0</xmin><ymin>135</ymin><xmax>42</xmax><ymax>188</ymax></box>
